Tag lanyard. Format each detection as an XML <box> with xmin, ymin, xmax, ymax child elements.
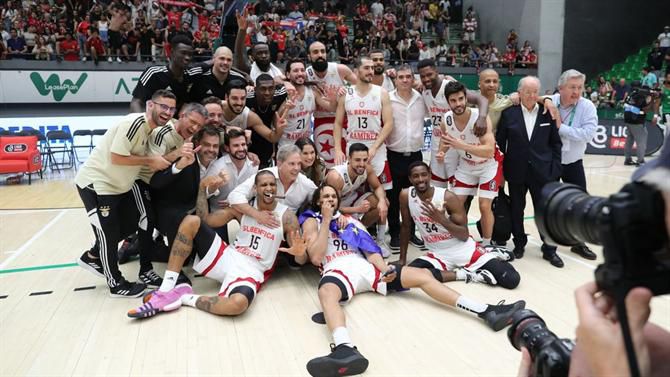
<box><xmin>558</xmin><ymin>103</ymin><xmax>577</xmax><ymax>127</ymax></box>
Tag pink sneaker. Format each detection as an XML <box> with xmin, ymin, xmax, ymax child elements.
<box><xmin>127</xmin><ymin>283</ymin><xmax>193</xmax><ymax>318</ymax></box>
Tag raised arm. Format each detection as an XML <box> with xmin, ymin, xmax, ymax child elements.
<box><xmin>233</xmin><ymin>8</ymin><xmax>250</xmax><ymax>73</ymax></box>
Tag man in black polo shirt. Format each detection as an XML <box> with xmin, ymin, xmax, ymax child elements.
<box><xmin>189</xmin><ymin>46</ymin><xmax>248</xmax><ymax>103</ymax></box>
<box><xmin>130</xmin><ymin>35</ymin><xmax>204</xmax><ymax>113</ymax></box>
<box><xmin>246</xmin><ymin>74</ymin><xmax>288</xmax><ymax>168</ymax></box>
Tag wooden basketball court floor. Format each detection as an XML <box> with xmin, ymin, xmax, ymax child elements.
<box><xmin>1</xmin><ymin>154</ymin><xmax>669</xmax><ymax>377</ymax></box>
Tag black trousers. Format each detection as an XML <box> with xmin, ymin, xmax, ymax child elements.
<box><xmin>77</xmin><ymin>180</ymin><xmax>155</xmax><ymax>288</ymax></box>
<box><xmin>386</xmin><ymin>149</ymin><xmax>423</xmax><ymax>236</ymax></box>
<box><xmin>561</xmin><ymin>159</ymin><xmax>587</xmax><ymax>190</ymax></box>
<box><xmin>508</xmin><ymin>178</ymin><xmax>557</xmax><ymax>255</ymax></box>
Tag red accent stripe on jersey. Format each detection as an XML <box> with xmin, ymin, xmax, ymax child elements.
<box><xmin>326</xmin><ymin>269</ymin><xmax>356</xmax><ymax>295</ymax></box>
<box><xmin>202</xmin><ymin>241</ymin><xmax>227</xmax><ymax>277</ymax></box>
<box><xmin>431</xmin><ymin>172</ymin><xmax>448</xmax><ymax>182</ymax></box>
<box><xmin>426</xmin><ymin>252</ymin><xmax>448</xmax><ymax>271</ymax></box>
<box><xmin>219</xmin><ymin>277</ymin><xmax>261</xmax><ymax>297</ymax></box>
<box><xmin>465</xmin><ymin>244</ymin><xmax>486</xmax><ymax>268</ymax></box>
<box><xmin>371</xmin><ymin>268</ymin><xmax>381</xmax><ymax>292</ymax></box>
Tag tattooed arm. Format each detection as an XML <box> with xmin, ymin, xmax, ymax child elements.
<box><xmin>196</xmin><ymin>174</ymin><xmax>228</xmax><ymax>220</ymax></box>
<box><xmin>278</xmin><ymin>210</ymin><xmax>308</xmax><ymax>265</ymax></box>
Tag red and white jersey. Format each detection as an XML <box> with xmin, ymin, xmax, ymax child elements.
<box><xmin>422</xmin><ymin>79</ymin><xmax>452</xmax><ymax>153</ymax></box>
<box><xmin>345</xmin><ymin>85</ymin><xmax>386</xmax><ymax>173</ymax></box>
<box><xmin>408</xmin><ymin>186</ymin><xmax>475</xmax><ymax>255</ymax></box>
<box><xmin>332</xmin><ymin>163</ymin><xmax>368</xmax><ymax>201</ymax></box>
<box><xmin>232</xmin><ymin>200</ymin><xmax>288</xmax><ymax>271</ymax></box>
<box><xmin>306</xmin><ymin>62</ymin><xmax>345</xmax><ymax>118</ymax></box>
<box><xmin>320</xmin><ymin>215</ymin><xmax>366</xmax><ymax>268</ymax></box>
<box><xmin>279</xmin><ymin>86</ymin><xmax>316</xmax><ymax>148</ymax></box>
<box><xmin>444</xmin><ymin>108</ymin><xmax>494</xmax><ymax>167</ymax></box>
<box><xmin>222</xmin><ymin>106</ymin><xmax>250</xmax><ymax>130</ymax></box>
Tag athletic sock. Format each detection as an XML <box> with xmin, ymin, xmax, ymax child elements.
<box><xmin>159</xmin><ymin>270</ymin><xmax>180</xmax><ymax>292</ymax></box>
<box><xmin>377</xmin><ymin>223</ymin><xmax>387</xmax><ymax>241</ymax></box>
<box><xmin>332</xmin><ymin>326</ymin><xmax>353</xmax><ymax>348</ymax></box>
<box><xmin>455</xmin><ymin>295</ymin><xmax>488</xmax><ymax>315</ymax></box>
<box><xmin>455</xmin><ymin>269</ymin><xmax>468</xmax><ymax>281</ymax></box>
<box><xmin>482</xmin><ymin>238</ymin><xmax>491</xmax><ymax>245</ymax></box>
<box><xmin>181</xmin><ymin>294</ymin><xmax>201</xmax><ymax>307</ymax></box>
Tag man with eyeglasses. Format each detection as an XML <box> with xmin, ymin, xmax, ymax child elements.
<box><xmin>76</xmin><ymin>90</ymin><xmax>176</xmax><ymax>298</ymax></box>
<box><xmin>130</xmin><ymin>35</ymin><xmax>204</xmax><ymax>115</ymax></box>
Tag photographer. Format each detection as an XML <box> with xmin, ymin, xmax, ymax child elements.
<box><xmin>623</xmin><ymin>81</ymin><xmax>656</xmax><ymax>166</ymax></box>
<box><xmin>516</xmin><ymin>133</ymin><xmax>670</xmax><ymax>377</ymax></box>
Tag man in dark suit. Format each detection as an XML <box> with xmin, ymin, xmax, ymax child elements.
<box><xmin>496</xmin><ymin>76</ymin><xmax>564</xmax><ymax>268</ymax></box>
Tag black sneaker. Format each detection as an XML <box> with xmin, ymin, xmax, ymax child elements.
<box><xmin>118</xmin><ymin>235</ymin><xmax>140</xmax><ymax>265</ymax></box>
<box><xmin>624</xmin><ymin>160</ymin><xmax>636</xmax><ymax>166</ymax></box>
<box><xmin>77</xmin><ymin>250</ymin><xmax>105</xmax><ymax>278</ymax></box>
<box><xmin>306</xmin><ymin>344</ymin><xmax>369</xmax><ymax>377</ymax></box>
<box><xmin>410</xmin><ymin>234</ymin><xmax>427</xmax><ymax>250</ymax></box>
<box><xmin>479</xmin><ymin>300</ymin><xmax>526</xmax><ymax>331</ymax></box>
<box><xmin>388</xmin><ymin>236</ymin><xmax>400</xmax><ymax>251</ymax></box>
<box><xmin>109</xmin><ymin>280</ymin><xmax>146</xmax><ymax>298</ymax></box>
<box><xmin>176</xmin><ymin>271</ymin><xmax>192</xmax><ymax>286</ymax></box>
<box><xmin>139</xmin><ymin>269</ymin><xmax>163</xmax><ymax>288</ymax></box>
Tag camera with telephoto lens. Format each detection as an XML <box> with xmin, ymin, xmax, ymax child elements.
<box><xmin>507</xmin><ymin>181</ymin><xmax>670</xmax><ymax>376</ymax></box>
<box><xmin>507</xmin><ymin>309</ymin><xmax>574</xmax><ymax>377</ymax></box>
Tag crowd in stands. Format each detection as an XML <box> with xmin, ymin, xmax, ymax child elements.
<box><xmin>0</xmin><ymin>0</ymin><xmax>539</xmax><ymax>70</ymax></box>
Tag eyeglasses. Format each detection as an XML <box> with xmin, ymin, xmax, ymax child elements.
<box><xmin>152</xmin><ymin>101</ymin><xmax>177</xmax><ymax>114</ymax></box>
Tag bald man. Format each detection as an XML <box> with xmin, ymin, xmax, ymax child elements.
<box><xmin>189</xmin><ymin>46</ymin><xmax>249</xmax><ymax>103</ymax></box>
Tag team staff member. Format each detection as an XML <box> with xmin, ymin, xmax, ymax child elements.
<box><xmin>130</xmin><ymin>35</ymin><xmax>204</xmax><ymax>114</ymax></box>
<box><xmin>188</xmin><ymin>46</ymin><xmax>248</xmax><ymax>103</ymax></box>
<box><xmin>76</xmin><ymin>90</ymin><xmax>175</xmax><ymax>297</ymax></box>
<box><xmin>386</xmin><ymin>64</ymin><xmax>427</xmax><ymax>250</ymax></box>
<box><xmin>546</xmin><ymin>69</ymin><xmax>598</xmax><ymax>260</ymax></box>
<box><xmin>246</xmin><ymin>73</ymin><xmax>289</xmax><ymax>168</ymax></box>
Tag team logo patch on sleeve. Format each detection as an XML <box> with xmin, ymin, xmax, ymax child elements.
<box><xmin>99</xmin><ymin>206</ymin><xmax>111</xmax><ymax>218</ymax></box>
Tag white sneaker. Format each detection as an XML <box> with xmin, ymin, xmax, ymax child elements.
<box><xmin>107</xmin><ymin>56</ymin><xmax>113</xmax><ymax>63</ymax></box>
<box><xmin>463</xmin><ymin>269</ymin><xmax>497</xmax><ymax>285</ymax></box>
<box><xmin>482</xmin><ymin>244</ymin><xmax>514</xmax><ymax>261</ymax></box>
<box><xmin>116</xmin><ymin>57</ymin><xmax>122</xmax><ymax>63</ymax></box>
<box><xmin>81</xmin><ymin>56</ymin><xmax>87</xmax><ymax>61</ymax></box>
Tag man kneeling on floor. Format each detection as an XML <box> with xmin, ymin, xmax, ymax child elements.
<box><xmin>300</xmin><ymin>184</ymin><xmax>526</xmax><ymax>377</ymax></box>
<box><xmin>127</xmin><ymin>170</ymin><xmax>305</xmax><ymax>318</ymax></box>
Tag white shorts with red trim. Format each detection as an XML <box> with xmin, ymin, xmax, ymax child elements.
<box><xmin>376</xmin><ymin>159</ymin><xmax>393</xmax><ymax>191</ymax></box>
<box><xmin>430</xmin><ymin>148</ymin><xmax>458</xmax><ymax>188</ymax></box>
<box><xmin>192</xmin><ymin>237</ymin><xmax>266</xmax><ymax>297</ymax></box>
<box><xmin>417</xmin><ymin>242</ymin><xmax>496</xmax><ymax>272</ymax></box>
<box><xmin>314</xmin><ymin>117</ymin><xmax>347</xmax><ymax>168</ymax></box>
<box><xmin>452</xmin><ymin>149</ymin><xmax>503</xmax><ymax>199</ymax></box>
<box><xmin>320</xmin><ymin>256</ymin><xmax>387</xmax><ymax>302</ymax></box>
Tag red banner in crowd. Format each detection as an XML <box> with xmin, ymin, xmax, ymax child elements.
<box><xmin>159</xmin><ymin>0</ymin><xmax>196</xmax><ymax>8</ymax></box>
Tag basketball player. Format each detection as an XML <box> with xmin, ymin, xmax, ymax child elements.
<box><xmin>417</xmin><ymin>58</ymin><xmax>489</xmax><ymax>187</ymax></box>
<box><xmin>306</xmin><ymin>41</ymin><xmax>358</xmax><ymax>167</ymax></box>
<box><xmin>76</xmin><ymin>90</ymin><xmax>175</xmax><ymax>297</ymax></box>
<box><xmin>399</xmin><ymin>162</ymin><xmax>520</xmax><ymax>289</ymax></box>
<box><xmin>302</xmin><ymin>185</ymin><xmax>526</xmax><ymax>377</ymax></box>
<box><xmin>369</xmin><ymin>49</ymin><xmax>395</xmax><ymax>91</ymax></box>
<box><xmin>127</xmin><ymin>170</ymin><xmax>306</xmax><ymax>318</ymax></box>
<box><xmin>279</xmin><ymin>59</ymin><xmax>337</xmax><ymax>148</ymax></box>
<box><xmin>437</xmin><ymin>81</ymin><xmax>503</xmax><ymax>246</ymax></box>
<box><xmin>333</xmin><ymin>55</ymin><xmax>394</xmax><ymax>193</ymax></box>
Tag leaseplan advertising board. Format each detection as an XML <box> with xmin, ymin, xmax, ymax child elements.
<box><xmin>0</xmin><ymin>71</ymin><xmax>140</xmax><ymax>103</ymax></box>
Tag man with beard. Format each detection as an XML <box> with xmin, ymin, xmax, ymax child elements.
<box><xmin>279</xmin><ymin>59</ymin><xmax>338</xmax><ymax>148</ymax></box>
<box><xmin>399</xmin><ymin>162</ymin><xmax>520</xmax><ymax>288</ymax></box>
<box><xmin>130</xmin><ymin>35</ymin><xmax>204</xmax><ymax>114</ymax></box>
<box><xmin>437</xmin><ymin>81</ymin><xmax>502</xmax><ymax>248</ymax></box>
<box><xmin>324</xmin><ymin>143</ymin><xmax>390</xmax><ymax>256</ymax></box>
<box><xmin>246</xmin><ymin>74</ymin><xmax>290</xmax><ymax>168</ymax></box>
<box><xmin>417</xmin><ymin>58</ymin><xmax>489</xmax><ymax>188</ymax></box>
<box><xmin>306</xmin><ymin>41</ymin><xmax>358</xmax><ymax>167</ymax></box>
<box><xmin>127</xmin><ymin>170</ymin><xmax>306</xmax><ymax>319</ymax></box>
<box><xmin>302</xmin><ymin>184</ymin><xmax>525</xmax><ymax>377</ymax></box>
<box><xmin>76</xmin><ymin>90</ymin><xmax>174</xmax><ymax>298</ymax></box>
<box><xmin>189</xmin><ymin>46</ymin><xmax>249</xmax><ymax>103</ymax></box>
<box><xmin>207</xmin><ymin>129</ymin><xmax>259</xmax><ymax>211</ymax></box>
<box><xmin>234</xmin><ymin>9</ymin><xmax>284</xmax><ymax>82</ymax></box>
<box><xmin>369</xmin><ymin>49</ymin><xmax>395</xmax><ymax>91</ymax></box>
<box><xmin>201</xmin><ymin>96</ymin><xmax>224</xmax><ymax>128</ymax></box>
<box><xmin>229</xmin><ymin>145</ymin><xmax>317</xmax><ymax>225</ymax></box>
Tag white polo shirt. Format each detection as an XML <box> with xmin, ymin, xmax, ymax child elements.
<box><xmin>387</xmin><ymin>88</ymin><xmax>426</xmax><ymax>153</ymax></box>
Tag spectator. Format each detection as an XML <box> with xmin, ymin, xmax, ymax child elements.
<box><xmin>0</xmin><ymin>38</ymin><xmax>6</xmax><ymax>59</ymax></box>
<box><xmin>23</xmin><ymin>25</ymin><xmax>36</xmax><ymax>53</ymax></box>
<box><xmin>59</xmin><ymin>31</ymin><xmax>79</xmax><ymax>61</ymax></box>
<box><xmin>86</xmin><ymin>27</ymin><xmax>106</xmax><ymax>64</ymax></box>
<box><xmin>138</xmin><ymin>23</ymin><xmax>155</xmax><ymax>62</ymax></box>
<box><xmin>418</xmin><ymin>41</ymin><xmax>431</xmax><ymax>60</ymax></box>
<box><xmin>340</xmin><ymin>43</ymin><xmax>353</xmax><ymax>65</ymax></box>
<box><xmin>506</xmin><ymin>29</ymin><xmax>518</xmax><ymax>48</ymax></box>
<box><xmin>121</xmin><ymin>22</ymin><xmax>140</xmax><ymax>62</ymax></box>
<box><xmin>597</xmin><ymin>76</ymin><xmax>615</xmax><ymax>108</ymax></box>
<box><xmin>6</xmin><ymin>27</ymin><xmax>27</xmax><ymax>59</ymax></box>
<box><xmin>502</xmin><ymin>46</ymin><xmax>516</xmax><ymax>74</ymax></box>
<box><xmin>447</xmin><ymin>45</ymin><xmax>458</xmax><ymax>66</ymax></box>
<box><xmin>98</xmin><ymin>13</ymin><xmax>109</xmax><ymax>45</ymax></box>
<box><xmin>76</xmin><ymin>15</ymin><xmax>91</xmax><ymax>60</ymax></box>
<box><xmin>371</xmin><ymin>0</ymin><xmax>384</xmax><ymax>19</ymax></box>
<box><xmin>33</xmin><ymin>35</ymin><xmax>52</xmax><ymax>60</ymax></box>
<box><xmin>462</xmin><ymin>11</ymin><xmax>477</xmax><ymax>44</ymax></box>
<box><xmin>613</xmin><ymin>78</ymin><xmax>630</xmax><ymax>106</ymax></box>
<box><xmin>641</xmin><ymin>66</ymin><xmax>658</xmax><ymax>88</ymax></box>
<box><xmin>647</xmin><ymin>41</ymin><xmax>665</xmax><ymax>77</ymax></box>
<box><xmin>658</xmin><ymin>25</ymin><xmax>670</xmax><ymax>56</ymax></box>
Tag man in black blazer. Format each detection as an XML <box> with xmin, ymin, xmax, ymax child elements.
<box><xmin>496</xmin><ymin>76</ymin><xmax>564</xmax><ymax>268</ymax></box>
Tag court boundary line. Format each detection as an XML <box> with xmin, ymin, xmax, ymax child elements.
<box><xmin>0</xmin><ymin>210</ymin><xmax>67</xmax><ymax>270</ymax></box>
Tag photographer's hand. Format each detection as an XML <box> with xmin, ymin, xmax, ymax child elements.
<box><xmin>516</xmin><ymin>347</ymin><xmax>532</xmax><ymax>377</ymax></box>
<box><xmin>572</xmin><ymin>282</ymin><xmax>652</xmax><ymax>377</ymax></box>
